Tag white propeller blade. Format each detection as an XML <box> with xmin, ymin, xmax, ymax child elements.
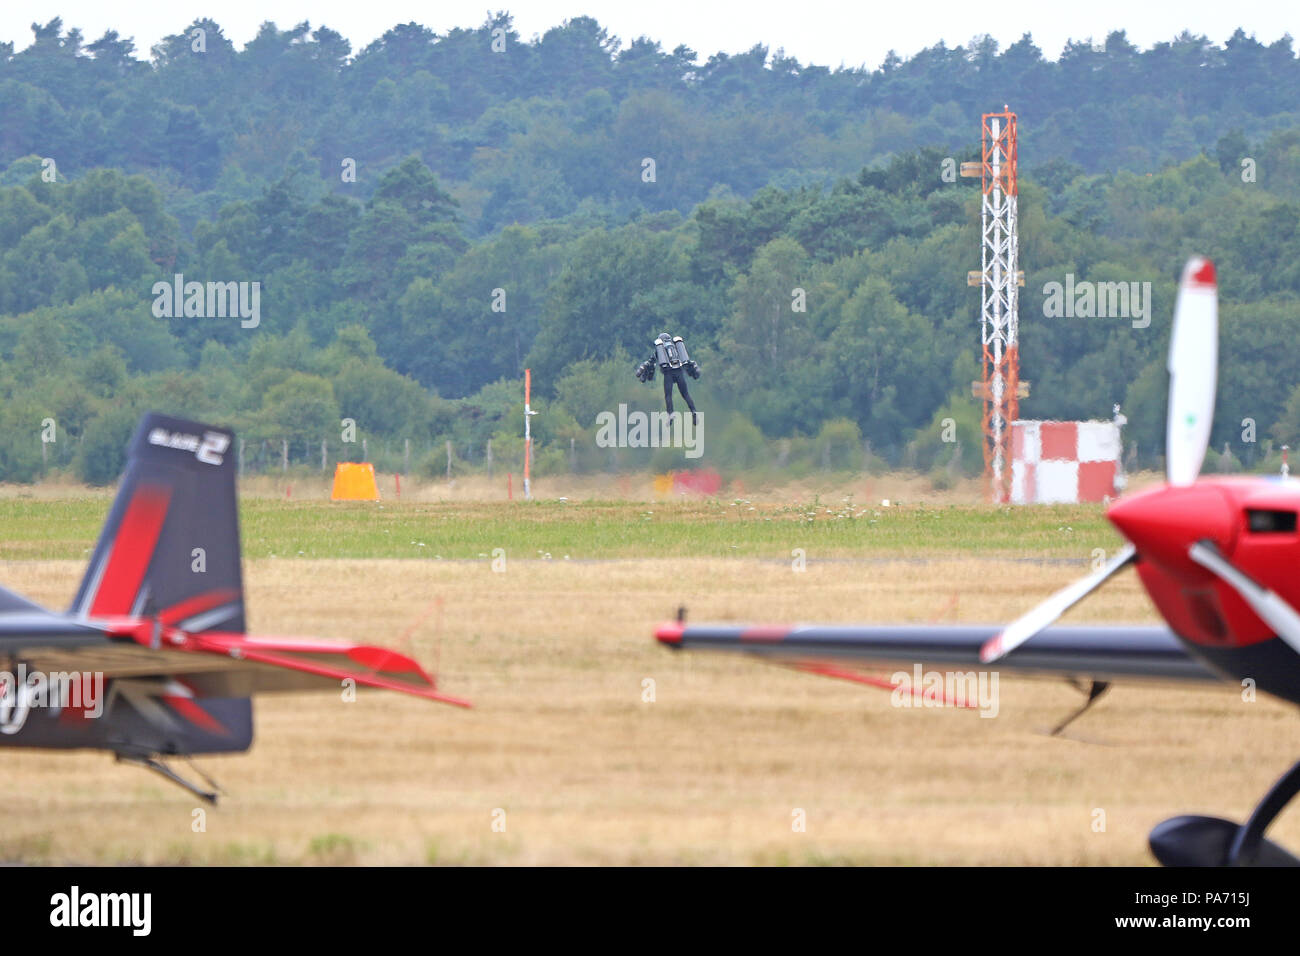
<box><xmin>980</xmin><ymin>543</ymin><xmax>1137</xmax><ymax>663</ymax></box>
<box><xmin>981</xmin><ymin>256</ymin><xmax>1216</xmax><ymax>663</ymax></box>
<box><xmin>1188</xmin><ymin>542</ymin><xmax>1300</xmax><ymax>656</ymax></box>
<box><xmin>1166</xmin><ymin>257</ymin><xmax>1218</xmax><ymax>486</ymax></box>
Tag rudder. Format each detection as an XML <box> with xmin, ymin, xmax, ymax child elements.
<box><xmin>71</xmin><ymin>412</ymin><xmax>245</xmax><ymax>634</ymax></box>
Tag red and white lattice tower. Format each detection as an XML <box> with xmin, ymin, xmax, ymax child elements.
<box><xmin>978</xmin><ymin>108</ymin><xmax>1019</xmax><ymax>503</ymax></box>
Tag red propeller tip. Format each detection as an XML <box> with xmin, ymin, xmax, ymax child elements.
<box><xmin>1187</xmin><ymin>258</ymin><xmax>1216</xmax><ymax>287</ymax></box>
<box><xmin>979</xmin><ymin>634</ymin><xmax>1003</xmax><ymax>663</ymax></box>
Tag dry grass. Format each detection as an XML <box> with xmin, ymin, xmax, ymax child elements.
<box><xmin>1</xmin><ymin>555</ymin><xmax>1295</xmax><ymax>865</ymax></box>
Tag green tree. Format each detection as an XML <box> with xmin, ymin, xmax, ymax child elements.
<box><xmin>74</xmin><ymin>405</ymin><xmax>140</xmax><ymax>485</ymax></box>
<box><xmin>255</xmin><ymin>372</ymin><xmax>340</xmax><ymax>452</ymax></box>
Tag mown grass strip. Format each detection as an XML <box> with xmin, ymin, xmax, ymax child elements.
<box><xmin>0</xmin><ymin>496</ymin><xmax>1121</xmax><ymax>561</ymax></box>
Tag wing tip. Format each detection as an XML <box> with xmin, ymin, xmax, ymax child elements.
<box><xmin>656</xmin><ymin>623</ymin><xmax>684</xmax><ymax>645</ymax></box>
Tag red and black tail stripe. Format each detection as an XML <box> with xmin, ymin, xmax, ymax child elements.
<box><xmin>82</xmin><ymin>483</ymin><xmax>172</xmax><ymax>617</ymax></box>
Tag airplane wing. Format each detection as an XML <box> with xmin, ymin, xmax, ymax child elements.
<box><xmin>0</xmin><ymin>591</ymin><xmax>469</xmax><ymax>708</ymax></box>
<box><xmin>0</xmin><ymin>411</ymin><xmax>469</xmax><ymax>710</ymax></box>
<box><xmin>0</xmin><ymin>413</ymin><xmax>469</xmax><ymax>800</ymax></box>
<box><xmin>5</xmin><ymin>620</ymin><xmax>471</xmax><ymax>708</ymax></box>
<box><xmin>656</xmin><ymin>621</ymin><xmax>1225</xmax><ymax>685</ymax></box>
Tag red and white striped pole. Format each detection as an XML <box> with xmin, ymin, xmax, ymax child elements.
<box><xmin>524</xmin><ymin>368</ymin><xmax>536</xmax><ymax>500</ymax></box>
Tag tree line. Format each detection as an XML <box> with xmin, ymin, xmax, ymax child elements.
<box><xmin>3</xmin><ymin>17</ymin><xmax>1300</xmax><ymax>483</ymax></box>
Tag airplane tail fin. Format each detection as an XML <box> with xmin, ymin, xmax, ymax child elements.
<box><xmin>71</xmin><ymin>412</ymin><xmax>245</xmax><ymax>634</ymax></box>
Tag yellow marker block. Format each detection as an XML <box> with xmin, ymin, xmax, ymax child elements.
<box><xmin>652</xmin><ymin>473</ymin><xmax>674</xmax><ymax>496</ymax></box>
<box><xmin>331</xmin><ymin>462</ymin><xmax>380</xmax><ymax>500</ymax></box>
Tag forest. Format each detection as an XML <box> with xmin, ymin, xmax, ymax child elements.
<box><xmin>2</xmin><ymin>14</ymin><xmax>1300</xmax><ymax>482</ymax></box>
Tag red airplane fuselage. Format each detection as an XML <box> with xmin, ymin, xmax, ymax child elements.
<box><xmin>1108</xmin><ymin>476</ymin><xmax>1300</xmax><ymax>703</ymax></box>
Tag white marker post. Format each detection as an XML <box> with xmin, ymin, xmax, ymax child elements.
<box><xmin>524</xmin><ymin>368</ymin><xmax>537</xmax><ymax>500</ymax></box>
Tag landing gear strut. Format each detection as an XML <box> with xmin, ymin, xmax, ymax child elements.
<box><xmin>1050</xmin><ymin>679</ymin><xmax>1110</xmax><ymax>736</ymax></box>
<box><xmin>116</xmin><ymin>753</ymin><xmax>223</xmax><ymax>804</ymax></box>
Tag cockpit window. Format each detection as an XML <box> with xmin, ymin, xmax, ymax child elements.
<box><xmin>1246</xmin><ymin>509</ymin><xmax>1298</xmax><ymax>533</ymax></box>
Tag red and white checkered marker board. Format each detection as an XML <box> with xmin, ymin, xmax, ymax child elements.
<box><xmin>1011</xmin><ymin>420</ymin><xmax>1121</xmax><ymax>504</ymax></box>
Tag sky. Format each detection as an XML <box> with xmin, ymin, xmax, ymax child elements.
<box><xmin>0</xmin><ymin>0</ymin><xmax>1292</xmax><ymax>70</ymax></box>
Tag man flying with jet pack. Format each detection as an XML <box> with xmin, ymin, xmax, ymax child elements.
<box><xmin>635</xmin><ymin>332</ymin><xmax>700</xmax><ymax>424</ymax></box>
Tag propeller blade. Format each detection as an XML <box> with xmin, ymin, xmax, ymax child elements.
<box><xmin>1166</xmin><ymin>257</ymin><xmax>1218</xmax><ymax>486</ymax></box>
<box><xmin>980</xmin><ymin>543</ymin><xmax>1138</xmax><ymax>663</ymax></box>
<box><xmin>1188</xmin><ymin>541</ymin><xmax>1300</xmax><ymax>656</ymax></box>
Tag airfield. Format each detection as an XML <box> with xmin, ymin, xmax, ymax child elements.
<box><xmin>1</xmin><ymin>474</ymin><xmax>1298</xmax><ymax>865</ymax></box>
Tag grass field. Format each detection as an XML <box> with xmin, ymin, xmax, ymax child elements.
<box><xmin>1</xmin><ymin>483</ymin><xmax>1295</xmax><ymax>865</ymax></box>
<box><xmin>0</xmin><ymin>495</ymin><xmax>1122</xmax><ymax>561</ymax></box>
